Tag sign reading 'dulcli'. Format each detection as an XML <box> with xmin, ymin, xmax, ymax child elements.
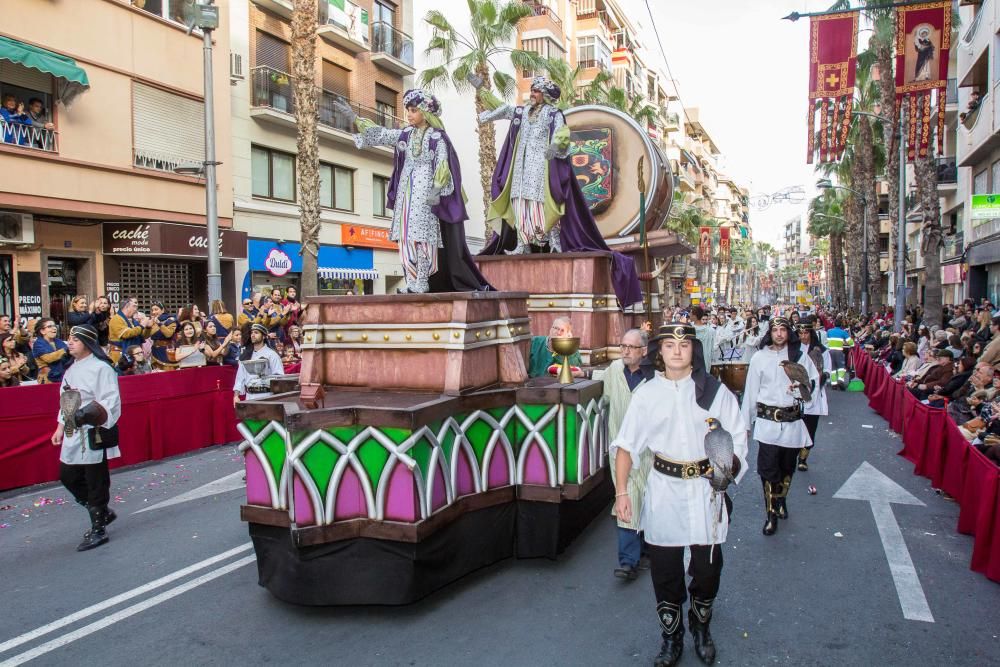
<box><xmin>102</xmin><ymin>222</ymin><xmax>247</xmax><ymax>259</ymax></box>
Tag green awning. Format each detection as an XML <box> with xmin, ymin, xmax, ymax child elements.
<box><xmin>0</xmin><ymin>36</ymin><xmax>90</xmax><ymax>106</ymax></box>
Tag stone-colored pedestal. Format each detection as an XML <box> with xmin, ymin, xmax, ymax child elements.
<box><xmin>298</xmin><ymin>292</ymin><xmax>531</xmax><ymax>406</ymax></box>
<box><xmin>475</xmin><ymin>252</ymin><xmax>631</xmax><ymax>364</ymax></box>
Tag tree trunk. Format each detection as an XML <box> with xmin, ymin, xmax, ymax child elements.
<box><xmin>292</xmin><ymin>0</ymin><xmax>320</xmax><ymax>297</ymax></box>
<box><xmin>474</xmin><ymin>62</ymin><xmax>497</xmax><ymax>242</ymax></box>
<box><xmin>854</xmin><ymin>118</ymin><xmax>883</xmax><ymax>312</ymax></box>
<box><xmin>876</xmin><ymin>38</ymin><xmax>900</xmax><ymax>313</ymax></box>
<box><xmin>844</xmin><ymin>192</ymin><xmax>862</xmax><ymax>308</ymax></box>
<box><xmin>830</xmin><ymin>233</ymin><xmax>848</xmax><ymax>308</ymax></box>
<box><xmin>916</xmin><ymin>150</ymin><xmax>943</xmax><ymax>325</ymax></box>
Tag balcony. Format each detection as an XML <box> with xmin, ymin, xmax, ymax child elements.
<box><xmin>1</xmin><ymin>119</ymin><xmax>58</xmax><ymax>153</ymax></box>
<box><xmin>317</xmin><ymin>0</ymin><xmax>370</xmax><ymax>54</ymax></box>
<box><xmin>958</xmin><ymin>0</ymin><xmax>990</xmax><ymax>88</ymax></box>
<box><xmin>522</xmin><ymin>2</ymin><xmax>563</xmax><ymax>39</ymax></box>
<box><xmin>249</xmin><ymin>67</ymin><xmax>400</xmax><ymax>154</ymax></box>
<box><xmin>879</xmin><ymin>214</ymin><xmax>891</xmax><ymax>235</ymax></box>
<box><xmin>947</xmin><ymin>78</ymin><xmax>959</xmax><ymax>106</ymax></box>
<box><xmin>251</xmin><ymin>0</ymin><xmax>292</xmax><ymax>20</ymax></box>
<box><xmin>936</xmin><ymin>156</ymin><xmax>958</xmax><ymax>186</ymax></box>
<box><xmin>958</xmin><ymin>91</ymin><xmax>1000</xmax><ymax>166</ymax></box>
<box><xmin>663</xmin><ymin>111</ymin><xmax>680</xmax><ymax>131</ymax></box>
<box><xmin>371</xmin><ymin>22</ymin><xmax>415</xmax><ymax>76</ymax></box>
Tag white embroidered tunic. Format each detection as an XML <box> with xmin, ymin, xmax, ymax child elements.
<box><xmin>478</xmin><ymin>102</ymin><xmax>565</xmax><ymax>202</ymax></box>
<box><xmin>740</xmin><ymin>346</ymin><xmax>820</xmax><ymax>448</ymax></box>
<box><xmin>58</xmin><ymin>354</ymin><xmax>122</xmax><ymax>465</ymax></box>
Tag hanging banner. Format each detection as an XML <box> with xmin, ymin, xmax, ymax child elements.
<box><xmin>719</xmin><ymin>227</ymin><xmax>730</xmax><ymax>262</ymax></box>
<box><xmin>895</xmin><ymin>1</ymin><xmax>951</xmax><ymax>161</ymax></box>
<box><xmin>807</xmin><ymin>11</ymin><xmax>859</xmax><ymax>164</ymax></box>
<box><xmin>698</xmin><ymin>226</ymin><xmax>712</xmax><ymax>263</ymax></box>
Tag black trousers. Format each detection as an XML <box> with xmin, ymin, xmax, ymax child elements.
<box><xmin>803</xmin><ymin>414</ymin><xmax>819</xmax><ymax>450</ymax></box>
<box><xmin>59</xmin><ymin>453</ymin><xmax>110</xmax><ymax>508</ymax></box>
<box><xmin>649</xmin><ymin>543</ymin><xmax>723</xmax><ymax>606</ymax></box>
<box><xmin>757</xmin><ymin>442</ymin><xmax>799</xmax><ymax>484</ymax></box>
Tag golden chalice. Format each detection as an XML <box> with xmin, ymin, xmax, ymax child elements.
<box><xmin>550</xmin><ymin>336</ymin><xmax>580</xmax><ymax>385</ymax></box>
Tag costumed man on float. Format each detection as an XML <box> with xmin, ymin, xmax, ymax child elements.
<box><xmin>50</xmin><ymin>324</ymin><xmax>122</xmax><ymax>551</ymax></box>
<box><xmin>741</xmin><ymin>316</ymin><xmax>819</xmax><ymax>536</ymax></box>
<box><xmin>612</xmin><ymin>323</ymin><xmax>747</xmax><ymax>667</ymax></box>
<box><xmin>335</xmin><ymin>90</ymin><xmax>490</xmax><ymax>294</ymax></box>
<box><xmin>473</xmin><ymin>75</ymin><xmax>642</xmax><ymax>309</ymax></box>
<box><xmin>234</xmin><ymin>323</ymin><xmax>285</xmax><ymax>405</ymax></box>
<box><xmin>797</xmin><ymin>315</ymin><xmax>831</xmax><ymax>471</ymax></box>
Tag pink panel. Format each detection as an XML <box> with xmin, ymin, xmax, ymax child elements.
<box><xmin>431</xmin><ymin>462</ymin><xmax>447</xmax><ymax>512</ymax></box>
<box><xmin>455</xmin><ymin>447</ymin><xmax>476</xmax><ymax>497</ymax></box>
<box><xmin>245</xmin><ymin>450</ymin><xmax>272</xmax><ymax>507</ymax></box>
<box><xmin>292</xmin><ymin>474</ymin><xmax>316</xmax><ymax>526</ymax></box>
<box><xmin>334</xmin><ymin>466</ymin><xmax>366</xmax><ymax>520</ymax></box>
<box><xmin>523</xmin><ymin>440</ymin><xmax>550</xmax><ymax>485</ymax></box>
<box><xmin>487</xmin><ymin>444</ymin><xmax>510</xmax><ymax>488</ymax></box>
<box><xmin>383</xmin><ymin>464</ymin><xmax>419</xmax><ymax>522</ymax></box>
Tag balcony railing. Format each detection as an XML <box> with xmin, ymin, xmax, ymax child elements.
<box><xmin>251</xmin><ymin>66</ymin><xmax>401</xmax><ymax>134</ymax></box>
<box><xmin>936</xmin><ymin>157</ymin><xmax>958</xmax><ymax>183</ymax></box>
<box><xmin>963</xmin><ymin>4</ymin><xmax>985</xmax><ymax>44</ymax></box>
<box><xmin>524</xmin><ymin>2</ymin><xmax>562</xmax><ymax>29</ymax></box>
<box><xmin>577</xmin><ymin>59</ymin><xmax>609</xmax><ymax>71</ymax></box>
<box><xmin>1</xmin><ymin>119</ymin><xmax>57</xmax><ymax>153</ymax></box>
<box><xmin>371</xmin><ymin>22</ymin><xmax>413</xmax><ymax>67</ymax></box>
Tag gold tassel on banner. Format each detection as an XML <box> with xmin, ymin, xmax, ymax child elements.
<box><xmin>831</xmin><ymin>100</ymin><xmax>841</xmax><ymax>158</ymax></box>
<box><xmin>808</xmin><ymin>101</ymin><xmax>815</xmax><ymax>164</ymax></box>
<box><xmin>840</xmin><ymin>97</ymin><xmax>853</xmax><ymax>157</ymax></box>
<box><xmin>937</xmin><ymin>86</ymin><xmax>946</xmax><ymax>155</ymax></box>
<box><xmin>921</xmin><ymin>93</ymin><xmax>932</xmax><ymax>157</ymax></box>
<box><xmin>908</xmin><ymin>96</ymin><xmax>918</xmax><ymax>161</ymax></box>
<box><xmin>820</xmin><ymin>99</ymin><xmax>829</xmax><ymax>162</ymax></box>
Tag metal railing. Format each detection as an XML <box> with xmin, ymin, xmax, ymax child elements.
<box><xmin>318</xmin><ymin>0</ymin><xmax>369</xmax><ymax>45</ymax></box>
<box><xmin>1</xmin><ymin>119</ymin><xmax>57</xmax><ymax>152</ymax></box>
<box><xmin>251</xmin><ymin>66</ymin><xmax>402</xmax><ymax>133</ymax></box>
<box><xmin>371</xmin><ymin>22</ymin><xmax>413</xmax><ymax>67</ymax></box>
<box><xmin>936</xmin><ymin>157</ymin><xmax>958</xmax><ymax>183</ymax></box>
<box><xmin>963</xmin><ymin>3</ymin><xmax>986</xmax><ymax>43</ymax></box>
<box><xmin>577</xmin><ymin>58</ymin><xmax>608</xmax><ymax>70</ymax></box>
<box><xmin>524</xmin><ymin>2</ymin><xmax>562</xmax><ymax>29</ymax></box>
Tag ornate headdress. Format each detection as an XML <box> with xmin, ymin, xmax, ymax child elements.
<box><xmin>402</xmin><ymin>89</ymin><xmax>442</xmax><ymax>116</ymax></box>
<box><xmin>530</xmin><ymin>76</ymin><xmax>561</xmax><ymax>103</ymax></box>
<box><xmin>649</xmin><ymin>323</ymin><xmax>697</xmax><ymax>343</ymax></box>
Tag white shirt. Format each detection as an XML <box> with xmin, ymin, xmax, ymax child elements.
<box><xmin>58</xmin><ymin>354</ymin><xmax>122</xmax><ymax>465</ymax></box>
<box><xmin>740</xmin><ymin>345</ymin><xmax>820</xmax><ymax>448</ymax></box>
<box><xmin>804</xmin><ymin>349</ymin><xmax>832</xmax><ymax>416</ymax></box>
<box><xmin>611</xmin><ymin>373</ymin><xmax>748</xmax><ymax>547</ymax></box>
<box><xmin>233</xmin><ymin>345</ymin><xmax>284</xmax><ymax>400</ymax></box>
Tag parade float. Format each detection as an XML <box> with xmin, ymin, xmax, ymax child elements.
<box><xmin>235</xmin><ymin>106</ymin><xmax>692</xmax><ymax>606</ymax></box>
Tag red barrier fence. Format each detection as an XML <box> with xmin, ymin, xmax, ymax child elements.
<box><xmin>0</xmin><ymin>366</ymin><xmax>241</xmax><ymax>492</ymax></box>
<box><xmin>853</xmin><ymin>348</ymin><xmax>1000</xmax><ymax>583</ymax></box>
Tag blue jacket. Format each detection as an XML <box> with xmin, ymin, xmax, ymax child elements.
<box><xmin>1</xmin><ymin>107</ymin><xmax>32</xmax><ymax>145</ymax></box>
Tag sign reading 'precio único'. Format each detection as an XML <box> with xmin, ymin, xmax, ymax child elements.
<box><xmin>102</xmin><ymin>222</ymin><xmax>247</xmax><ymax>259</ymax></box>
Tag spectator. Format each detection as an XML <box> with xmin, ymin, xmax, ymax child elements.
<box><xmin>926</xmin><ymin>356</ymin><xmax>976</xmax><ymax>406</ymax></box>
<box><xmin>0</xmin><ymin>356</ymin><xmax>19</xmax><ymax>387</ymax></box>
<box><xmin>32</xmin><ymin>317</ymin><xmax>70</xmax><ymax>384</ymax></box>
<box><xmin>201</xmin><ymin>321</ymin><xmax>232</xmax><ymax>366</ymax></box>
<box><xmin>283</xmin><ymin>324</ymin><xmax>303</xmax><ymax>365</ymax></box>
<box><xmin>281</xmin><ymin>286</ymin><xmax>305</xmax><ymax>331</ymax></box>
<box><xmin>944</xmin><ymin>361</ymin><xmax>995</xmax><ymax>424</ymax></box>
<box><xmin>528</xmin><ymin>316</ymin><xmax>584</xmax><ymax>379</ymax></box>
<box><xmin>109</xmin><ymin>297</ymin><xmax>153</xmax><ymax>364</ymax></box>
<box><xmin>178</xmin><ymin>305</ymin><xmax>204</xmax><ymax>337</ymax></box>
<box><xmin>222</xmin><ymin>328</ymin><xmax>242</xmax><ymax>367</ymax></box>
<box><xmin>26</xmin><ymin>98</ymin><xmax>54</xmax><ymax>130</ymax></box>
<box><xmin>117</xmin><ymin>344</ymin><xmax>152</xmax><ymax>376</ymax></box>
<box><xmin>0</xmin><ymin>332</ymin><xmax>30</xmax><ymax>383</ymax></box>
<box><xmin>208</xmin><ymin>299</ymin><xmax>235</xmax><ymax>340</ymax></box>
<box><xmin>907</xmin><ymin>348</ymin><xmax>954</xmax><ymax>400</ymax></box>
<box><xmin>0</xmin><ymin>313</ymin><xmax>11</xmax><ymax>336</ymax></box>
<box><xmin>0</xmin><ymin>94</ymin><xmax>32</xmax><ymax>145</ymax></box>
<box><xmin>148</xmin><ymin>301</ymin><xmax>178</xmax><ymax>370</ymax></box>
<box><xmin>978</xmin><ymin>316</ymin><xmax>1000</xmax><ymax>366</ymax></box>
<box><xmin>66</xmin><ymin>295</ymin><xmax>95</xmax><ymax>328</ymax></box>
<box><xmin>173</xmin><ymin>321</ymin><xmax>206</xmax><ymax>367</ymax></box>
<box><xmin>92</xmin><ymin>296</ymin><xmax>112</xmax><ymax>348</ymax></box>
<box><xmin>237</xmin><ymin>296</ymin><xmax>259</xmax><ymax>329</ymax></box>
<box><xmin>192</xmin><ymin>304</ymin><xmax>206</xmax><ymax>330</ymax></box>
<box><xmin>947</xmin><ymin>334</ymin><xmax>965</xmax><ymax>360</ymax></box>
<box><xmin>973</xmin><ymin>309</ymin><xmax>992</xmax><ymax>343</ymax></box>
<box><xmin>894</xmin><ymin>341</ymin><xmax>921</xmax><ymax>379</ymax></box>
<box><xmin>258</xmin><ymin>296</ymin><xmax>285</xmax><ymax>345</ymax></box>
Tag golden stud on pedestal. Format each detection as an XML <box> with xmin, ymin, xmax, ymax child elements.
<box><xmin>433</xmin><ymin>332</ymin><xmax>440</xmax><ymax>341</ymax></box>
<box><xmin>452</xmin><ymin>332</ymin><xmax>460</xmax><ymax>339</ymax></box>
<box><xmin>335</xmin><ymin>333</ymin><xmax>343</xmax><ymax>341</ymax></box>
<box><xmin>405</xmin><ymin>334</ymin><xmax>412</xmax><ymax>341</ymax></box>
<box><xmin>361</xmin><ymin>334</ymin><xmax>368</xmax><ymax>342</ymax></box>
<box><xmin>383</xmin><ymin>334</ymin><xmax>390</xmax><ymax>341</ymax></box>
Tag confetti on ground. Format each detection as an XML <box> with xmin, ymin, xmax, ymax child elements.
<box><xmin>861</xmin><ymin>425</ymin><xmax>873</xmax><ymax>429</ymax></box>
<box><xmin>54</xmin><ymin>498</ymin><xmax>67</xmax><ymax>505</ymax></box>
<box><xmin>33</xmin><ymin>497</ymin><xmax>53</xmax><ymax>507</ymax></box>
<box><xmin>0</xmin><ymin>523</ymin><xmax>9</xmax><ymax>528</ymax></box>
<box><xmin>0</xmin><ymin>505</ymin><xmax>14</xmax><ymax>511</ymax></box>
<box><xmin>834</xmin><ymin>532</ymin><xmax>844</xmax><ymax>538</ymax></box>
<box><xmin>113</xmin><ymin>495</ymin><xmax>125</xmax><ymax>503</ymax></box>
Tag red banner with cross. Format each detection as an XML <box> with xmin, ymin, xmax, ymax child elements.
<box><xmin>808</xmin><ymin>11</ymin><xmax>859</xmax><ymax>164</ymax></box>
<box><xmin>895</xmin><ymin>1</ymin><xmax>951</xmax><ymax>161</ymax></box>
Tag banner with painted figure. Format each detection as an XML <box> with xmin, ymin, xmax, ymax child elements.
<box><xmin>698</xmin><ymin>226</ymin><xmax>712</xmax><ymax>263</ymax></box>
<box><xmin>807</xmin><ymin>10</ymin><xmax>859</xmax><ymax>164</ymax></box>
<box><xmin>719</xmin><ymin>227</ymin><xmax>730</xmax><ymax>262</ymax></box>
<box><xmin>894</xmin><ymin>1</ymin><xmax>951</xmax><ymax>161</ymax></box>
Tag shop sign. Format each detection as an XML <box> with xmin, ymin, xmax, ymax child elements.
<box><xmin>265</xmin><ymin>248</ymin><xmax>292</xmax><ymax>277</ymax></box>
<box><xmin>341</xmin><ymin>224</ymin><xmax>397</xmax><ymax>250</ymax></box>
<box><xmin>105</xmin><ymin>281</ymin><xmax>121</xmax><ymax>308</ymax></box>
<box><xmin>970</xmin><ymin>194</ymin><xmax>1000</xmax><ymax>222</ymax></box>
<box><xmin>103</xmin><ymin>222</ymin><xmax>247</xmax><ymax>259</ymax></box>
<box><xmin>16</xmin><ymin>272</ymin><xmax>42</xmax><ymax>322</ymax></box>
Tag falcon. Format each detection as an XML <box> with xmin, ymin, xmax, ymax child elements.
<box><xmin>704</xmin><ymin>418</ymin><xmax>735</xmax><ymax>492</ymax></box>
<box><xmin>780</xmin><ymin>360</ymin><xmax>813</xmax><ymax>403</ymax></box>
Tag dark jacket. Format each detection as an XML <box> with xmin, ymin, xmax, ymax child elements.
<box><xmin>67</xmin><ymin>311</ymin><xmax>95</xmax><ymax>328</ymax></box>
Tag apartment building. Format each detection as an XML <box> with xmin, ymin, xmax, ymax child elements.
<box><xmin>233</xmin><ymin>0</ymin><xmax>414</xmax><ymax>296</ymax></box>
<box><xmin>0</xmin><ymin>0</ymin><xmax>237</xmax><ymax>325</ymax></box>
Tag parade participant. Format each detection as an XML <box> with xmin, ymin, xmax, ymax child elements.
<box><xmin>234</xmin><ymin>323</ymin><xmax>284</xmax><ymax>405</ymax></box>
<box><xmin>797</xmin><ymin>317</ymin><xmax>831</xmax><ymax>472</ymax></box>
<box><xmin>825</xmin><ymin>318</ymin><xmax>853</xmax><ymax>389</ymax></box>
<box><xmin>473</xmin><ymin>76</ymin><xmax>642</xmax><ymax>309</ymax></box>
<box><xmin>32</xmin><ymin>318</ymin><xmax>71</xmax><ymax>384</ymax></box>
<box><xmin>148</xmin><ymin>301</ymin><xmax>178</xmax><ymax>370</ymax></box>
<box><xmin>528</xmin><ymin>316</ymin><xmax>584</xmax><ymax>379</ymax></box>
<box><xmin>336</xmin><ymin>90</ymin><xmax>491</xmax><ymax>294</ymax></box>
<box><xmin>613</xmin><ymin>323</ymin><xmax>747</xmax><ymax>666</ymax></box>
<box><xmin>108</xmin><ymin>297</ymin><xmax>152</xmax><ymax>364</ymax></box>
<box><xmin>741</xmin><ymin>316</ymin><xmax>819</xmax><ymax>536</ymax></box>
<box><xmin>50</xmin><ymin>324</ymin><xmax>121</xmax><ymax>551</ymax></box>
<box><xmin>594</xmin><ymin>328</ymin><xmax>652</xmax><ymax>581</ymax></box>
<box><xmin>689</xmin><ymin>306</ymin><xmax>715</xmax><ymax>373</ymax></box>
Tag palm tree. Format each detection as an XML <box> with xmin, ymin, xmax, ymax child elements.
<box><xmin>542</xmin><ymin>57</ymin><xmax>614</xmax><ymax>109</ymax></box>
<box><xmin>599</xmin><ymin>87</ymin><xmax>659</xmax><ymax>126</ymax></box>
<box><xmin>807</xmin><ymin>190</ymin><xmax>848</xmax><ymax>308</ymax></box>
<box><xmin>420</xmin><ymin>1</ymin><xmax>545</xmax><ymax>237</ymax></box>
<box><xmin>915</xmin><ymin>152</ymin><xmax>943</xmax><ymax>325</ymax></box>
<box><xmin>292</xmin><ymin>0</ymin><xmax>320</xmax><ymax>296</ymax></box>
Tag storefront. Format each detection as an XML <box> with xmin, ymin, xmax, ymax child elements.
<box><xmin>102</xmin><ymin>222</ymin><xmax>247</xmax><ymax>312</ymax></box>
<box><xmin>245</xmin><ymin>238</ymin><xmax>376</xmax><ymax>298</ymax></box>
<box><xmin>941</xmin><ymin>262</ymin><xmax>965</xmax><ymax>306</ymax></box>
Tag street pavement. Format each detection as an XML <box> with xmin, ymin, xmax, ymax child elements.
<box><xmin>2</xmin><ymin>389</ymin><xmax>999</xmax><ymax>666</ymax></box>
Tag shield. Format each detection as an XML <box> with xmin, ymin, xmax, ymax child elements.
<box><xmin>61</xmin><ymin>388</ymin><xmax>82</xmax><ymax>437</ymax></box>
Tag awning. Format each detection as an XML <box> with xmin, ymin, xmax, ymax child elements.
<box><xmin>318</xmin><ymin>267</ymin><xmax>380</xmax><ymax>280</ymax></box>
<box><xmin>0</xmin><ymin>36</ymin><xmax>90</xmax><ymax>106</ymax></box>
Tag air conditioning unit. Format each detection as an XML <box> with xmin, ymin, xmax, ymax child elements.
<box><xmin>230</xmin><ymin>52</ymin><xmax>244</xmax><ymax>81</ymax></box>
<box><xmin>0</xmin><ymin>211</ymin><xmax>34</xmax><ymax>245</ymax></box>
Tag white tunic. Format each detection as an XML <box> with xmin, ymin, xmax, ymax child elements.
<box><xmin>610</xmin><ymin>373</ymin><xmax>748</xmax><ymax>547</ymax></box>
<box><xmin>58</xmin><ymin>354</ymin><xmax>122</xmax><ymax>465</ymax></box>
<box><xmin>740</xmin><ymin>345</ymin><xmax>820</xmax><ymax>448</ymax></box>
<box><xmin>804</xmin><ymin>349</ymin><xmax>832</xmax><ymax>417</ymax></box>
<box><xmin>233</xmin><ymin>346</ymin><xmax>284</xmax><ymax>400</ymax></box>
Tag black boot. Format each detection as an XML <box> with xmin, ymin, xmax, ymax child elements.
<box><xmin>688</xmin><ymin>598</ymin><xmax>717</xmax><ymax>665</ymax></box>
<box><xmin>77</xmin><ymin>506</ymin><xmax>109</xmax><ymax>551</ymax></box>
<box><xmin>775</xmin><ymin>475</ymin><xmax>792</xmax><ymax>520</ymax></box>
<box><xmin>762</xmin><ymin>480</ymin><xmax>778</xmax><ymax>536</ymax></box>
<box><xmin>653</xmin><ymin>601</ymin><xmax>684</xmax><ymax>667</ymax></box>
<box><xmin>797</xmin><ymin>447</ymin><xmax>810</xmax><ymax>471</ymax></box>
<box><xmin>103</xmin><ymin>507</ymin><xmax>117</xmax><ymax>526</ymax></box>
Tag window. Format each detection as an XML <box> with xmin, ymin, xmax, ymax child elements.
<box><xmin>252</xmin><ymin>145</ymin><xmax>296</xmax><ymax>201</ymax></box>
<box><xmin>521</xmin><ymin>37</ymin><xmax>565</xmax><ymax>77</ymax></box>
<box><xmin>320</xmin><ymin>163</ymin><xmax>354</xmax><ymax>210</ymax></box>
<box><xmin>256</xmin><ymin>31</ymin><xmax>290</xmax><ymax>72</ymax></box>
<box><xmin>373</xmin><ymin>175</ymin><xmax>390</xmax><ymax>217</ymax></box>
<box><xmin>131</xmin><ymin>0</ymin><xmax>191</xmax><ymax>25</ymax></box>
<box><xmin>132</xmin><ymin>82</ymin><xmax>205</xmax><ymax>172</ymax></box>
<box><xmin>322</xmin><ymin>60</ymin><xmax>351</xmax><ymax>98</ymax></box>
<box><xmin>974</xmin><ymin>168</ymin><xmax>989</xmax><ymax>194</ymax></box>
<box><xmin>577</xmin><ymin>36</ymin><xmax>610</xmax><ymax>69</ymax></box>
<box><xmin>373</xmin><ymin>1</ymin><xmax>395</xmax><ymax>26</ymax></box>
<box><xmin>992</xmin><ymin>159</ymin><xmax>1000</xmax><ymax>194</ymax></box>
<box><xmin>1</xmin><ymin>62</ymin><xmax>57</xmax><ymax>151</ymax></box>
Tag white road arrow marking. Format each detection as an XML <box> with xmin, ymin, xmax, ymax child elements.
<box><xmin>132</xmin><ymin>471</ymin><xmax>244</xmax><ymax>514</ymax></box>
<box><xmin>834</xmin><ymin>461</ymin><xmax>934</xmax><ymax>623</ymax></box>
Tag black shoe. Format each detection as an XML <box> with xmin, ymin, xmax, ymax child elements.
<box><xmin>638</xmin><ymin>555</ymin><xmax>651</xmax><ymax>570</ymax></box>
<box><xmin>762</xmin><ymin>511</ymin><xmax>778</xmax><ymax>536</ymax></box>
<box><xmin>614</xmin><ymin>563</ymin><xmax>638</xmax><ymax>581</ymax></box>
<box><xmin>77</xmin><ymin>527</ymin><xmax>109</xmax><ymax>551</ymax></box>
<box><xmin>103</xmin><ymin>508</ymin><xmax>117</xmax><ymax>526</ymax></box>
<box><xmin>654</xmin><ymin>602</ymin><xmax>684</xmax><ymax>667</ymax></box>
<box><xmin>775</xmin><ymin>497</ymin><xmax>788</xmax><ymax>520</ymax></box>
<box><xmin>688</xmin><ymin>603</ymin><xmax>717</xmax><ymax>665</ymax></box>
<box><xmin>797</xmin><ymin>459</ymin><xmax>809</xmax><ymax>471</ymax></box>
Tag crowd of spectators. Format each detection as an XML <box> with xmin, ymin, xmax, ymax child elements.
<box><xmin>1</xmin><ymin>93</ymin><xmax>54</xmax><ymax>147</ymax></box>
<box><xmin>0</xmin><ymin>287</ymin><xmax>305</xmax><ymax>387</ymax></box>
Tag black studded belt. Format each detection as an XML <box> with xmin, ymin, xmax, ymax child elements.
<box><xmin>653</xmin><ymin>455</ymin><xmax>711</xmax><ymax>480</ymax></box>
<box><xmin>756</xmin><ymin>402</ymin><xmax>802</xmax><ymax>422</ymax></box>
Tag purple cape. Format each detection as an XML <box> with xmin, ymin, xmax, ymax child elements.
<box><xmin>479</xmin><ymin>106</ymin><xmax>642</xmax><ymax>309</ymax></box>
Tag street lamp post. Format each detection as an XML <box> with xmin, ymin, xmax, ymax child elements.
<box><xmin>817</xmin><ymin>179</ymin><xmax>869</xmax><ymax>314</ymax></box>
